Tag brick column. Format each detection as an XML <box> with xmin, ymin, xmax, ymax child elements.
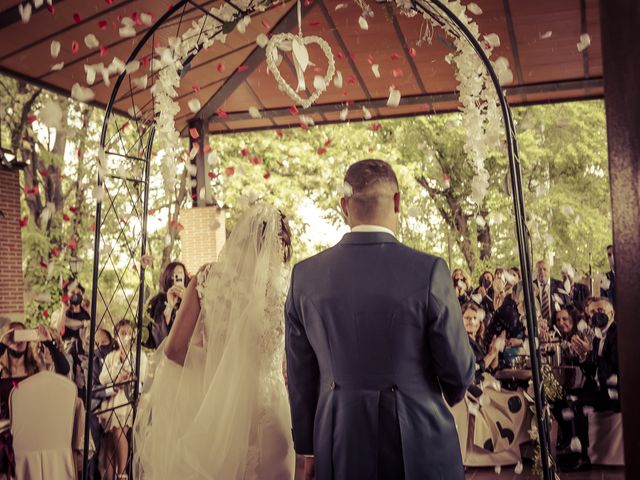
<box><xmin>0</xmin><ymin>169</ymin><xmax>25</xmax><ymax>322</ymax></box>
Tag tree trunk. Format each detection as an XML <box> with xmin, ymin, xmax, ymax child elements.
<box><xmin>161</xmin><ymin>168</ymin><xmax>189</xmax><ymax>269</ymax></box>
<box><xmin>477</xmin><ymin>209</ymin><xmax>492</xmax><ymax>260</ymax></box>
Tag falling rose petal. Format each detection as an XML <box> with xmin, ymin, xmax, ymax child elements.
<box><xmin>73</xmin><ymin>12</ymin><xmax>82</xmax><ymax>24</ymax></box>
<box><xmin>47</xmin><ymin>3</ymin><xmax>55</xmax><ymax>14</ymax></box>
<box><xmin>39</xmin><ymin>99</ymin><xmax>63</xmax><ymax>129</ymax></box>
<box><xmin>50</xmin><ymin>40</ymin><xmax>61</xmax><ymax>58</ymax></box>
<box><xmin>494</xmin><ymin>466</ymin><xmax>501</xmax><ymax>475</ymax></box>
<box><xmin>261</xmin><ymin>19</ymin><xmax>270</xmax><ymax>29</ymax></box>
<box><xmin>370</xmin><ymin>122</ymin><xmax>382</xmax><ymax>131</ymax></box>
<box><xmin>140</xmin><ymin>12</ymin><xmax>153</xmax><ymax>26</ymax></box>
<box><xmin>337</xmin><ymin>182</ymin><xmax>353</xmax><ymax>197</ymax></box>
<box><xmin>188</xmin><ymin>98</ymin><xmax>201</xmax><ymax>113</ymax></box>
<box><xmin>386</xmin><ymin>87</ymin><xmax>401</xmax><ymax>108</ymax></box>
<box><xmin>19</xmin><ymin>216</ymin><xmax>29</xmax><ymax>228</ymax></box>
<box><xmin>289</xmin><ymin>105</ymin><xmax>299</xmax><ymax>115</ymax></box>
<box><xmin>408</xmin><ymin>47</ymin><xmax>417</xmax><ymax>58</ymax></box>
<box><xmin>132</xmin><ymin>75</ymin><xmax>148</xmax><ymax>90</ymax></box>
<box><xmin>390</xmin><ymin>52</ymin><xmax>400</xmax><ymax>60</ymax></box>
<box><xmin>92</xmin><ymin>185</ymin><xmax>105</xmax><ymax>203</ymax></box>
<box><xmin>84</xmin><ymin>33</ymin><xmax>99</xmax><ymax>49</ymax></box>
<box><xmin>216</xmin><ymin>108</ymin><xmax>228</xmax><ymax>119</ymax></box>
<box><xmin>335</xmin><ymin>3</ymin><xmax>347</xmax><ymax>10</ymax></box>
<box><xmin>250</xmin><ymin>156</ymin><xmax>262</xmax><ymax>165</ymax></box>
<box><xmin>358</xmin><ymin>16</ymin><xmax>369</xmax><ymax>30</ymax></box>
<box><xmin>475</xmin><ymin>216</ymin><xmax>486</xmax><ymax>227</ymax></box>
<box><xmin>98</xmin><ymin>19</ymin><xmax>108</xmax><ymax>30</ymax></box>
<box><xmin>317</xmin><ymin>147</ymin><xmax>327</xmax><ymax>155</ymax></box>
<box><xmin>570</xmin><ymin>436</ymin><xmax>582</xmax><ymax>453</ymax></box>
<box><xmin>346</xmin><ymin>75</ymin><xmax>356</xmax><ymax>84</ymax></box>
<box><xmin>371</xmin><ymin>64</ymin><xmax>380</xmax><ymax>78</ymax></box>
<box><xmin>248</xmin><ymin>106</ymin><xmax>262</xmax><ymax>119</ymax></box>
<box><xmin>337</xmin><ymin>52</ymin><xmax>346</xmax><ymax>59</ymax></box>
<box><xmin>256</xmin><ymin>33</ymin><xmax>269</xmax><ymax>48</ymax></box>
<box><xmin>241</xmin><ymin>148</ymin><xmax>250</xmax><ymax>157</ymax></box>
<box><xmin>467</xmin><ymin>3</ymin><xmax>483</xmax><ymax>15</ymax></box>
<box><xmin>71</xmin><ymin>40</ymin><xmax>80</xmax><ymax>54</ymax></box>
<box><xmin>276</xmin><ymin>130</ymin><xmax>283</xmax><ymax>138</ymax></box>
<box><xmin>263</xmin><ymin>171</ymin><xmax>271</xmax><ymax>180</ymax></box>
<box><xmin>392</xmin><ymin>68</ymin><xmax>404</xmax><ymax>78</ymax></box>
<box><xmin>308</xmin><ymin>21</ymin><xmax>321</xmax><ymax>27</ymax></box>
<box><xmin>340</xmin><ymin>107</ymin><xmax>349</xmax><ymax>121</ymax></box>
<box><xmin>71</xmin><ymin>83</ymin><xmax>95</xmax><ymax>102</ymax></box>
<box><xmin>51</xmin><ymin>62</ymin><xmax>64</xmax><ymax>71</ymax></box>
<box><xmin>313</xmin><ymin>75</ymin><xmax>326</xmax><ymax>91</ymax></box>
<box><xmin>19</xmin><ymin>3</ymin><xmax>32</xmax><ymax>23</ymax></box>
<box><xmin>362</xmin><ymin>106</ymin><xmax>372</xmax><ymax>120</ymax></box>
<box><xmin>216</xmin><ymin>63</ymin><xmax>225</xmax><ymax>73</ymax></box>
<box><xmin>484</xmin><ymin>33</ymin><xmax>501</xmax><ymax>48</ymax></box>
<box><xmin>225</xmin><ymin>166</ymin><xmax>235</xmax><ymax>177</ymax></box>
<box><xmin>100</xmin><ymin>44</ymin><xmax>109</xmax><ymax>57</ymax></box>
<box><xmin>125</xmin><ymin>60</ymin><xmax>140</xmax><ymax>74</ymax></box>
<box><xmin>577</xmin><ymin>33</ymin><xmax>591</xmax><ymax>52</ymax></box>
<box><xmin>189</xmin><ymin>128</ymin><xmax>200</xmax><ymax>139</ymax></box>
<box><xmin>119</xmin><ymin>25</ymin><xmax>136</xmax><ymax>38</ymax></box>
<box><xmin>238</xmin><ymin>65</ymin><xmax>249</xmax><ymax>72</ymax></box>
<box><xmin>334</xmin><ymin>71</ymin><xmax>343</xmax><ymax>88</ymax></box>
<box><xmin>540</xmin><ymin>31</ymin><xmax>553</xmax><ymax>39</ymax></box>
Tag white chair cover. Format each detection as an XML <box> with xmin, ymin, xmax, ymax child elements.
<box><xmin>588</xmin><ymin>411</ymin><xmax>625</xmax><ymax>466</ymax></box>
<box><xmin>10</xmin><ymin>371</ymin><xmax>78</xmax><ymax>480</ymax></box>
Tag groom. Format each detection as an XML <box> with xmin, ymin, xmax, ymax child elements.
<box><xmin>285</xmin><ymin>160</ymin><xmax>475</xmax><ymax>480</ymax></box>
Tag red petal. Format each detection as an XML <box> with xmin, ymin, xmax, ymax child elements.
<box><xmin>189</xmin><ymin>128</ymin><xmax>199</xmax><ymax>139</ymax></box>
<box><xmin>261</xmin><ymin>20</ymin><xmax>271</xmax><ymax>29</ymax></box>
<box><xmin>317</xmin><ymin>147</ymin><xmax>327</xmax><ymax>155</ymax></box>
<box><xmin>392</xmin><ymin>68</ymin><xmax>404</xmax><ymax>78</ymax></box>
<box><xmin>337</xmin><ymin>52</ymin><xmax>346</xmax><ymax>59</ymax></box>
<box><xmin>241</xmin><ymin>148</ymin><xmax>250</xmax><ymax>157</ymax></box>
<box><xmin>203</xmin><ymin>144</ymin><xmax>212</xmax><ymax>153</ymax></box>
<box><xmin>408</xmin><ymin>47</ymin><xmax>417</xmax><ymax>57</ymax></box>
<box><xmin>263</xmin><ymin>171</ymin><xmax>271</xmax><ymax>180</ymax></box>
<box><xmin>73</xmin><ymin>13</ymin><xmax>81</xmax><ymax>24</ymax></box>
<box><xmin>71</xmin><ymin>40</ymin><xmax>80</xmax><ymax>54</ymax></box>
<box><xmin>100</xmin><ymin>44</ymin><xmax>109</xmax><ymax>57</ymax></box>
<box><xmin>47</xmin><ymin>4</ymin><xmax>55</xmax><ymax>14</ymax></box>
<box><xmin>390</xmin><ymin>53</ymin><xmax>401</xmax><ymax>60</ymax></box>
<box><xmin>192</xmin><ymin>85</ymin><xmax>201</xmax><ymax>92</ymax></box>
<box><xmin>51</xmin><ymin>247</ymin><xmax>60</xmax><ymax>257</ymax></box>
<box><xmin>225</xmin><ymin>166</ymin><xmax>235</xmax><ymax>177</ymax></box>
<box><xmin>43</xmin><ymin>309</ymin><xmax>49</xmax><ymax>318</ymax></box>
<box><xmin>208</xmin><ymin>171</ymin><xmax>217</xmax><ymax>179</ymax></box>
<box><xmin>324</xmin><ymin>138</ymin><xmax>332</xmax><ymax>147</ymax></box>
<box><xmin>346</xmin><ymin>75</ymin><xmax>356</xmax><ymax>84</ymax></box>
<box><xmin>98</xmin><ymin>20</ymin><xmax>108</xmax><ymax>29</ymax></box>
<box><xmin>62</xmin><ymin>213</ymin><xmax>70</xmax><ymax>222</ymax></box>
<box><xmin>27</xmin><ymin>114</ymin><xmax>37</xmax><ymax>124</ymax></box>
<box><xmin>276</xmin><ymin>130</ymin><xmax>283</xmax><ymax>138</ymax></box>
<box><xmin>216</xmin><ymin>108</ymin><xmax>228</xmax><ymax>119</ymax></box>
<box><xmin>308</xmin><ymin>21</ymin><xmax>321</xmax><ymax>27</ymax></box>
<box><xmin>19</xmin><ymin>216</ymin><xmax>29</xmax><ymax>228</ymax></box>
<box><xmin>216</xmin><ymin>63</ymin><xmax>225</xmax><ymax>73</ymax></box>
<box><xmin>289</xmin><ymin>105</ymin><xmax>299</xmax><ymax>115</ymax></box>
<box><xmin>238</xmin><ymin>65</ymin><xmax>249</xmax><ymax>72</ymax></box>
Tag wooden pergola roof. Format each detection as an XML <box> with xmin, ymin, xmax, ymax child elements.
<box><xmin>0</xmin><ymin>0</ymin><xmax>603</xmax><ymax>134</ymax></box>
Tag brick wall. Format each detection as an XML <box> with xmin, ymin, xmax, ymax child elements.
<box><xmin>180</xmin><ymin>206</ymin><xmax>226</xmax><ymax>275</ymax></box>
<box><xmin>0</xmin><ymin>169</ymin><xmax>25</xmax><ymax>322</ymax></box>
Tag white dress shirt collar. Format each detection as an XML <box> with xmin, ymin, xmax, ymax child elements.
<box><xmin>351</xmin><ymin>224</ymin><xmax>396</xmax><ymax>238</ymax></box>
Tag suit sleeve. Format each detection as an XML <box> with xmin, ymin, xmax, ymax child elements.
<box><xmin>426</xmin><ymin>258</ymin><xmax>475</xmax><ymax>406</ymax></box>
<box><xmin>285</xmin><ymin>266</ymin><xmax>320</xmax><ymax>455</ymax></box>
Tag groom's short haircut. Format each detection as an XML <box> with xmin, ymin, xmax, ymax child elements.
<box><xmin>344</xmin><ymin>159</ymin><xmax>399</xmax><ymax>220</ymax></box>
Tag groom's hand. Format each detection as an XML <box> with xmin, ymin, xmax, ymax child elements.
<box><xmin>303</xmin><ymin>456</ymin><xmax>315</xmax><ymax>480</ymax></box>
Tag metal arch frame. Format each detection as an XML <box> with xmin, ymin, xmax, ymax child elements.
<box><xmin>86</xmin><ymin>1</ymin><xmax>553</xmax><ymax>479</ymax></box>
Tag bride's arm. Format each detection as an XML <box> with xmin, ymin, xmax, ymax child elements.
<box><xmin>164</xmin><ymin>278</ymin><xmax>201</xmax><ymax>366</ymax></box>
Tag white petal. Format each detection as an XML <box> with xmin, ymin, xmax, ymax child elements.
<box><xmin>386</xmin><ymin>87</ymin><xmax>401</xmax><ymax>108</ymax></box>
<box><xmin>577</xmin><ymin>33</ymin><xmax>591</xmax><ymax>52</ymax></box>
<box><xmin>256</xmin><ymin>33</ymin><xmax>269</xmax><ymax>48</ymax></box>
<box><xmin>494</xmin><ymin>465</ymin><xmax>501</xmax><ymax>475</ymax></box>
<box><xmin>127</xmin><ymin>106</ymin><xmax>141</xmax><ymax>118</ymax></box>
<box><xmin>514</xmin><ymin>462</ymin><xmax>523</xmax><ymax>474</ymax></box>
<box><xmin>570</xmin><ymin>436</ymin><xmax>582</xmax><ymax>453</ymax></box>
<box><xmin>371</xmin><ymin>64</ymin><xmax>380</xmax><ymax>78</ymax></box>
<box><xmin>39</xmin><ymin>99</ymin><xmax>63</xmax><ymax>129</ymax></box>
<box><xmin>358</xmin><ymin>16</ymin><xmax>369</xmax><ymax>31</ymax></box>
<box><xmin>188</xmin><ymin>98</ymin><xmax>201</xmax><ymax>113</ymax></box>
<box><xmin>340</xmin><ymin>107</ymin><xmax>349</xmax><ymax>121</ymax></box>
<box><xmin>540</xmin><ymin>31</ymin><xmax>553</xmax><ymax>39</ymax></box>
<box><xmin>313</xmin><ymin>75</ymin><xmax>326</xmax><ymax>91</ymax></box>
<box><xmin>84</xmin><ymin>33</ymin><xmax>99</xmax><ymax>49</ymax></box>
<box><xmin>207</xmin><ymin>152</ymin><xmax>219</xmax><ymax>166</ymax></box>
<box><xmin>475</xmin><ymin>216</ymin><xmax>486</xmax><ymax>227</ymax></box>
<box><xmin>125</xmin><ymin>60</ymin><xmax>140</xmax><ymax>74</ymax></box>
<box><xmin>92</xmin><ymin>185</ymin><xmax>105</xmax><ymax>203</ymax></box>
<box><xmin>484</xmin><ymin>33</ymin><xmax>501</xmax><ymax>48</ymax></box>
<box><xmin>248</xmin><ymin>106</ymin><xmax>261</xmax><ymax>119</ymax></box>
<box><xmin>51</xmin><ymin>61</ymin><xmax>64</xmax><ymax>71</ymax></box>
<box><xmin>34</xmin><ymin>0</ymin><xmax>43</xmax><ymax>8</ymax></box>
<box><xmin>132</xmin><ymin>75</ymin><xmax>148</xmax><ymax>90</ymax></box>
<box><xmin>333</xmin><ymin>71</ymin><xmax>343</xmax><ymax>88</ymax></box>
<box><xmin>71</xmin><ymin>83</ymin><xmax>95</xmax><ymax>103</ymax></box>
<box><xmin>335</xmin><ymin>3</ymin><xmax>347</xmax><ymax>10</ymax></box>
<box><xmin>119</xmin><ymin>26</ymin><xmax>136</xmax><ymax>38</ymax></box>
<box><xmin>467</xmin><ymin>3</ymin><xmax>483</xmax><ymax>15</ymax></box>
<box><xmin>561</xmin><ymin>408</ymin><xmax>575</xmax><ymax>421</ymax></box>
<box><xmin>19</xmin><ymin>3</ymin><xmax>32</xmax><ymax>23</ymax></box>
<box><xmin>407</xmin><ymin>205</ymin><xmax>420</xmax><ymax>218</ymax></box>
<box><xmin>84</xmin><ymin>65</ymin><xmax>96</xmax><ymax>85</ymax></box>
<box><xmin>362</xmin><ymin>106</ymin><xmax>372</xmax><ymax>120</ymax></box>
<box><xmin>140</xmin><ymin>13</ymin><xmax>153</xmax><ymax>26</ymax></box>
<box><xmin>50</xmin><ymin>40</ymin><xmax>61</xmax><ymax>58</ymax></box>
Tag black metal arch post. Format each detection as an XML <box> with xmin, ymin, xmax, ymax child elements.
<box><xmin>85</xmin><ymin>1</ymin><xmax>552</xmax><ymax>479</ymax></box>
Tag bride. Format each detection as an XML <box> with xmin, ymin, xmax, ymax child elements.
<box><xmin>134</xmin><ymin>203</ymin><xmax>295</xmax><ymax>480</ymax></box>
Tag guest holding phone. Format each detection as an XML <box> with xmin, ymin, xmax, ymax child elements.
<box><xmin>62</xmin><ymin>280</ymin><xmax>91</xmax><ymax>345</ymax></box>
<box><xmin>144</xmin><ymin>261</ymin><xmax>190</xmax><ymax>349</ymax></box>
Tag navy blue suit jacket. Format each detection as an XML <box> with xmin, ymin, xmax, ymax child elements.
<box><xmin>285</xmin><ymin>232</ymin><xmax>475</xmax><ymax>480</ymax></box>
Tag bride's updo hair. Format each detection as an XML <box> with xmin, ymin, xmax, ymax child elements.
<box><xmin>257</xmin><ymin>210</ymin><xmax>292</xmax><ymax>264</ymax></box>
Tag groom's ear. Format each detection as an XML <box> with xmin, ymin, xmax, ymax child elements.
<box><xmin>340</xmin><ymin>197</ymin><xmax>349</xmax><ymax>220</ymax></box>
<box><xmin>393</xmin><ymin>192</ymin><xmax>401</xmax><ymax>214</ymax></box>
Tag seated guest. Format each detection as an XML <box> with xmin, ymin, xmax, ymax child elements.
<box><xmin>561</xmin><ymin>264</ymin><xmax>590</xmax><ymax>312</ymax></box>
<box><xmin>452</xmin><ymin>268</ymin><xmax>472</xmax><ymax>306</ymax></box>
<box><xmin>99</xmin><ymin>319</ymin><xmax>148</xmax><ymax>480</ymax></box>
<box><xmin>553</xmin><ymin>297</ymin><xmax>619</xmax><ymax>471</ymax></box>
<box><xmin>462</xmin><ymin>302</ymin><xmax>501</xmax><ymax>382</ymax></box>
<box><xmin>553</xmin><ymin>306</ymin><xmax>594</xmax><ymax>367</ymax></box>
<box><xmin>144</xmin><ymin>261</ymin><xmax>190</xmax><ymax>349</ymax></box>
<box><xmin>472</xmin><ymin>271</ymin><xmax>495</xmax><ymax>316</ymax></box>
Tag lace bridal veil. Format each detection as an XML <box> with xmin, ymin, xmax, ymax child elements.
<box><xmin>134</xmin><ymin>203</ymin><xmax>294</xmax><ymax>480</ymax></box>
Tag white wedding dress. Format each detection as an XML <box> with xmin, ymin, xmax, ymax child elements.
<box><xmin>134</xmin><ymin>204</ymin><xmax>295</xmax><ymax>480</ymax></box>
